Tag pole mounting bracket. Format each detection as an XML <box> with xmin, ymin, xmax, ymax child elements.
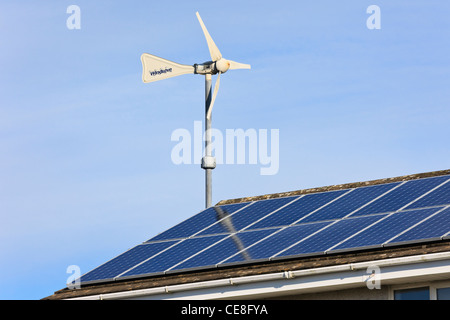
<box><xmin>201</xmin><ymin>156</ymin><xmax>216</xmax><ymax>170</ymax></box>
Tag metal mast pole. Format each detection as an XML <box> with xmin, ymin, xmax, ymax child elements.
<box><xmin>202</xmin><ymin>74</ymin><xmax>215</xmax><ymax>208</ymax></box>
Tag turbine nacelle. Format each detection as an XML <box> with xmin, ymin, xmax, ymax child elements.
<box><xmin>194</xmin><ymin>58</ymin><xmax>237</xmax><ymax>75</ymax></box>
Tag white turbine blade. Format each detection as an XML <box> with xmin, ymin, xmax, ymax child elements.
<box><xmin>228</xmin><ymin>60</ymin><xmax>251</xmax><ymax>70</ymax></box>
<box><xmin>141</xmin><ymin>53</ymin><xmax>194</xmax><ymax>83</ymax></box>
<box><xmin>207</xmin><ymin>72</ymin><xmax>220</xmax><ymax>120</ymax></box>
<box><xmin>196</xmin><ymin>12</ymin><xmax>222</xmax><ymax>62</ymax></box>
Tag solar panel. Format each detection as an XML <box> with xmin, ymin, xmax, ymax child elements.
<box><xmin>250</xmin><ymin>189</ymin><xmax>349</xmax><ymax>229</ymax></box>
<box><xmin>122</xmin><ymin>234</ymin><xmax>226</xmax><ymax>278</ymax></box>
<box><xmin>78</xmin><ymin>174</ymin><xmax>450</xmax><ymax>285</ymax></box>
<box><xmin>147</xmin><ymin>202</ymin><xmax>248</xmax><ymax>242</ymax></box>
<box><xmin>405</xmin><ymin>179</ymin><xmax>450</xmax><ymax>209</ymax></box>
<box><xmin>274</xmin><ymin>214</ymin><xmax>385</xmax><ymax>258</ymax></box>
<box><xmin>197</xmin><ymin>196</ymin><xmax>298</xmax><ymax>236</ymax></box>
<box><xmin>330</xmin><ymin>207</ymin><xmax>443</xmax><ymax>252</ymax></box>
<box><xmin>172</xmin><ymin>228</ymin><xmax>278</xmax><ymax>271</ymax></box>
<box><xmin>351</xmin><ymin>175</ymin><xmax>449</xmax><ymax>217</ymax></box>
<box><xmin>221</xmin><ymin>221</ymin><xmax>332</xmax><ymax>264</ymax></box>
<box><xmin>298</xmin><ymin>182</ymin><xmax>400</xmax><ymax>223</ymax></box>
<box><xmin>80</xmin><ymin>240</ymin><xmax>178</xmax><ymax>283</ymax></box>
<box><xmin>387</xmin><ymin>206</ymin><xmax>450</xmax><ymax>244</ymax></box>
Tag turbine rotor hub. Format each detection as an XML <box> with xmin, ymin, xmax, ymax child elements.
<box><xmin>215</xmin><ymin>58</ymin><xmax>230</xmax><ymax>73</ymax></box>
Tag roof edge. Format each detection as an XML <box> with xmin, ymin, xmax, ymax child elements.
<box><xmin>43</xmin><ymin>240</ymin><xmax>450</xmax><ymax>300</ymax></box>
<box><xmin>216</xmin><ymin>169</ymin><xmax>450</xmax><ymax>205</ymax></box>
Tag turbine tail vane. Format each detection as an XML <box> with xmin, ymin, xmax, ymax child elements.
<box><xmin>141</xmin><ymin>53</ymin><xmax>194</xmax><ymax>83</ymax></box>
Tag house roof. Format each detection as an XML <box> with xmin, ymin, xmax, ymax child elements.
<box><xmin>217</xmin><ymin>169</ymin><xmax>450</xmax><ymax>205</ymax></box>
<box><xmin>43</xmin><ymin>169</ymin><xmax>450</xmax><ymax>300</ymax></box>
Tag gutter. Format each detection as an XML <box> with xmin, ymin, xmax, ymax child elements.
<box><xmin>68</xmin><ymin>251</ymin><xmax>450</xmax><ymax>300</ymax></box>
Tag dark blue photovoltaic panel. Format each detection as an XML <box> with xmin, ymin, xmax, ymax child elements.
<box><xmin>331</xmin><ymin>207</ymin><xmax>443</xmax><ymax>251</ymax></box>
<box><xmin>173</xmin><ymin>229</ymin><xmax>278</xmax><ymax>271</ymax></box>
<box><xmin>351</xmin><ymin>175</ymin><xmax>450</xmax><ymax>217</ymax></box>
<box><xmin>251</xmin><ymin>189</ymin><xmax>348</xmax><ymax>229</ymax></box>
<box><xmin>197</xmin><ymin>196</ymin><xmax>298</xmax><ymax>236</ymax></box>
<box><xmin>387</xmin><ymin>206</ymin><xmax>450</xmax><ymax>244</ymax></box>
<box><xmin>300</xmin><ymin>182</ymin><xmax>400</xmax><ymax>224</ymax></box>
<box><xmin>80</xmin><ymin>240</ymin><xmax>178</xmax><ymax>283</ymax></box>
<box><xmin>78</xmin><ymin>173</ymin><xmax>450</xmax><ymax>285</ymax></box>
<box><xmin>222</xmin><ymin>221</ymin><xmax>332</xmax><ymax>264</ymax></box>
<box><xmin>405</xmin><ymin>176</ymin><xmax>450</xmax><ymax>209</ymax></box>
<box><xmin>120</xmin><ymin>235</ymin><xmax>226</xmax><ymax>277</ymax></box>
<box><xmin>275</xmin><ymin>214</ymin><xmax>386</xmax><ymax>257</ymax></box>
<box><xmin>147</xmin><ymin>202</ymin><xmax>248</xmax><ymax>242</ymax></box>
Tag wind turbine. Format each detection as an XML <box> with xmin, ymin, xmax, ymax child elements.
<box><xmin>141</xmin><ymin>12</ymin><xmax>251</xmax><ymax>208</ymax></box>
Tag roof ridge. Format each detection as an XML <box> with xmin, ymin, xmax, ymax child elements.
<box><xmin>216</xmin><ymin>169</ymin><xmax>450</xmax><ymax>205</ymax></box>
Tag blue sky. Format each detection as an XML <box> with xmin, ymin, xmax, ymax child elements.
<box><xmin>0</xmin><ymin>1</ymin><xmax>449</xmax><ymax>299</ymax></box>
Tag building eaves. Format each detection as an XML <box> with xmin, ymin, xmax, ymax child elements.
<box><xmin>43</xmin><ymin>240</ymin><xmax>450</xmax><ymax>300</ymax></box>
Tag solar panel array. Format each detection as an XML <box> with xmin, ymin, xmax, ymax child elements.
<box><xmin>79</xmin><ymin>174</ymin><xmax>450</xmax><ymax>285</ymax></box>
